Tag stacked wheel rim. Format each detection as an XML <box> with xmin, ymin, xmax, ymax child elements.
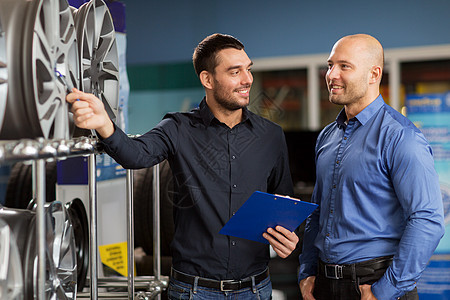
<box><xmin>65</xmin><ymin>198</ymin><xmax>89</xmax><ymax>292</ymax></box>
<box><xmin>0</xmin><ymin>218</ymin><xmax>24</xmax><ymax>300</ymax></box>
<box><xmin>0</xmin><ymin>202</ymin><xmax>78</xmax><ymax>300</ymax></box>
<box><xmin>73</xmin><ymin>0</ymin><xmax>119</xmax><ymax>121</ymax></box>
<box><xmin>0</xmin><ymin>0</ymin><xmax>79</xmax><ymax>140</ymax></box>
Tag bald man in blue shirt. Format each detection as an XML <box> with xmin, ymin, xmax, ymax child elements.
<box><xmin>298</xmin><ymin>34</ymin><xmax>445</xmax><ymax>300</ymax></box>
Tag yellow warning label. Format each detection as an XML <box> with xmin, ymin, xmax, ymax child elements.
<box><xmin>99</xmin><ymin>242</ymin><xmax>130</xmax><ymax>277</ymax></box>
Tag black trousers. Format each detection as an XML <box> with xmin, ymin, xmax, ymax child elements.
<box><xmin>312</xmin><ymin>257</ymin><xmax>419</xmax><ymax>300</ymax></box>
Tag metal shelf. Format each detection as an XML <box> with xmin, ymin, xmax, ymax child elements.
<box><xmin>78</xmin><ymin>276</ymin><xmax>169</xmax><ymax>299</ymax></box>
<box><xmin>0</xmin><ymin>137</ymin><xmax>167</xmax><ymax>299</ymax></box>
<box><xmin>0</xmin><ymin>137</ymin><xmax>98</xmax><ymax>165</ymax></box>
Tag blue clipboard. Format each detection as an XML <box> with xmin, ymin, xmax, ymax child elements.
<box><xmin>219</xmin><ymin>191</ymin><xmax>318</xmax><ymax>244</ymax></box>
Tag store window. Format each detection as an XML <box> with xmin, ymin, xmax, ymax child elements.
<box><xmin>402</xmin><ymin>59</ymin><xmax>450</xmax><ymax>96</ymax></box>
<box><xmin>249</xmin><ymin>69</ymin><xmax>308</xmax><ymax>130</ymax></box>
<box><xmin>252</xmin><ymin>66</ymin><xmax>392</xmax><ymax>130</ymax></box>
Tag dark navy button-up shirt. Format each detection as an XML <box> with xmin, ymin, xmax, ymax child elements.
<box><xmin>299</xmin><ymin>95</ymin><xmax>444</xmax><ymax>298</ymax></box>
<box><xmin>101</xmin><ymin>98</ymin><xmax>293</xmax><ymax>280</ymax></box>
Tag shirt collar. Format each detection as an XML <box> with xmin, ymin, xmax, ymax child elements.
<box><xmin>336</xmin><ymin>95</ymin><xmax>385</xmax><ymax>127</ymax></box>
<box><xmin>199</xmin><ymin>97</ymin><xmax>215</xmax><ymax>126</ymax></box>
<box><xmin>198</xmin><ymin>97</ymin><xmax>251</xmax><ymax>127</ymax></box>
<box><xmin>336</xmin><ymin>109</ymin><xmax>348</xmax><ymax>128</ymax></box>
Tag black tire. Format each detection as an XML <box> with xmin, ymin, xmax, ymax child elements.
<box><xmin>4</xmin><ymin>162</ymin><xmax>32</xmax><ymax>208</ymax></box>
<box><xmin>133</xmin><ymin>160</ymin><xmax>174</xmax><ymax>257</ymax></box>
<box><xmin>4</xmin><ymin>161</ymin><xmax>57</xmax><ymax>209</ymax></box>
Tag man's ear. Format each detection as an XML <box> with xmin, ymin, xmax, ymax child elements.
<box><xmin>199</xmin><ymin>70</ymin><xmax>213</xmax><ymax>89</ymax></box>
<box><xmin>369</xmin><ymin>65</ymin><xmax>382</xmax><ymax>84</ymax></box>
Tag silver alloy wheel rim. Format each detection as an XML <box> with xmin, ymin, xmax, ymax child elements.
<box><xmin>0</xmin><ymin>17</ymin><xmax>7</xmax><ymax>133</ymax></box>
<box><xmin>0</xmin><ymin>219</ymin><xmax>24</xmax><ymax>300</ymax></box>
<box><xmin>30</xmin><ymin>201</ymin><xmax>77</xmax><ymax>299</ymax></box>
<box><xmin>65</xmin><ymin>198</ymin><xmax>89</xmax><ymax>292</ymax></box>
<box><xmin>28</xmin><ymin>0</ymin><xmax>79</xmax><ymax>139</ymax></box>
<box><xmin>0</xmin><ymin>0</ymin><xmax>79</xmax><ymax>140</ymax></box>
<box><xmin>73</xmin><ymin>0</ymin><xmax>119</xmax><ymax>121</ymax></box>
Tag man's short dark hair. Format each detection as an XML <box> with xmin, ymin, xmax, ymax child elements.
<box><xmin>192</xmin><ymin>33</ymin><xmax>245</xmax><ymax>77</ymax></box>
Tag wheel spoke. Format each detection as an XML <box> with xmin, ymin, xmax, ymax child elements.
<box><xmin>83</xmin><ymin>15</ymin><xmax>94</xmax><ymax>61</ymax></box>
<box><xmin>96</xmin><ymin>29</ymin><xmax>115</xmax><ymax>60</ymax></box>
<box><xmin>93</xmin><ymin>2</ymin><xmax>108</xmax><ymax>48</ymax></box>
<box><xmin>59</xmin><ymin>4</ymin><xmax>74</xmax><ymax>44</ymax></box>
<box><xmin>99</xmin><ymin>58</ymin><xmax>119</xmax><ymax>82</ymax></box>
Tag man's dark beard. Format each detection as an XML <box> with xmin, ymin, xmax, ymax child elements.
<box><xmin>215</xmin><ymin>96</ymin><xmax>245</xmax><ymax>111</ymax></box>
<box><xmin>213</xmin><ymin>85</ymin><xmax>250</xmax><ymax>111</ymax></box>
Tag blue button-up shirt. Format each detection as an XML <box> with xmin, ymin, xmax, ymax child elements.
<box><xmin>299</xmin><ymin>95</ymin><xmax>445</xmax><ymax>299</ymax></box>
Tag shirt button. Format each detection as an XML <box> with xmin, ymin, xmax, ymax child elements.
<box><xmin>330</xmin><ymin>209</ymin><xmax>333</xmax><ymax>214</ymax></box>
<box><xmin>336</xmin><ymin>160</ymin><xmax>340</xmax><ymax>164</ymax></box>
<box><xmin>326</xmin><ymin>233</ymin><xmax>330</xmax><ymax>237</ymax></box>
<box><xmin>333</xmin><ymin>185</ymin><xmax>336</xmax><ymax>188</ymax></box>
<box><xmin>232</xmin><ymin>155</ymin><xmax>236</xmax><ymax>159</ymax></box>
<box><xmin>344</xmin><ymin>137</ymin><xmax>347</xmax><ymax>140</ymax></box>
<box><xmin>231</xmin><ymin>241</ymin><xmax>236</xmax><ymax>246</ymax></box>
<box><xmin>233</xmin><ymin>184</ymin><xmax>237</xmax><ymax>188</ymax></box>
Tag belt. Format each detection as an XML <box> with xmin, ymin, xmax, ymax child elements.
<box><xmin>318</xmin><ymin>256</ymin><xmax>393</xmax><ymax>280</ymax></box>
<box><xmin>170</xmin><ymin>268</ymin><xmax>269</xmax><ymax>292</ymax></box>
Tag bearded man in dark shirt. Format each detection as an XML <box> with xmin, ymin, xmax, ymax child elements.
<box><xmin>67</xmin><ymin>33</ymin><xmax>298</xmax><ymax>299</ymax></box>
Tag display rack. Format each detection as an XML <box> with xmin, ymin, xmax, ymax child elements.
<box><xmin>0</xmin><ymin>137</ymin><xmax>168</xmax><ymax>299</ymax></box>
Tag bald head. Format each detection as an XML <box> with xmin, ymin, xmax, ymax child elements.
<box><xmin>334</xmin><ymin>34</ymin><xmax>384</xmax><ymax>70</ymax></box>
<box><xmin>326</xmin><ymin>34</ymin><xmax>385</xmax><ymax>116</ymax></box>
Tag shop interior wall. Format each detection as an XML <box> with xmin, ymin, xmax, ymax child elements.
<box><xmin>121</xmin><ymin>0</ymin><xmax>450</xmax><ymax>134</ymax></box>
<box><xmin>2</xmin><ymin>0</ymin><xmax>450</xmax><ymax>203</ymax></box>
